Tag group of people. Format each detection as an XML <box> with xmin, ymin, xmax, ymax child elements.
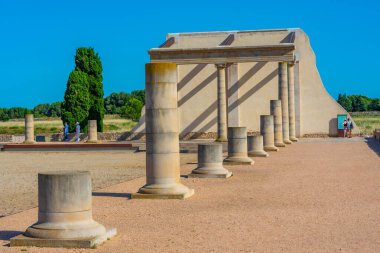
<box><xmin>343</xmin><ymin>117</ymin><xmax>354</xmax><ymax>138</ymax></box>
<box><xmin>63</xmin><ymin>122</ymin><xmax>81</xmax><ymax>142</ymax></box>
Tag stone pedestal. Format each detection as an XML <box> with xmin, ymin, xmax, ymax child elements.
<box><xmin>247</xmin><ymin>136</ymin><xmax>269</xmax><ymax>157</ymax></box>
<box><xmin>24</xmin><ymin>114</ymin><xmax>35</xmax><ymax>144</ymax></box>
<box><xmin>223</xmin><ymin>127</ymin><xmax>253</xmax><ymax>165</ymax></box>
<box><xmin>260</xmin><ymin>115</ymin><xmax>279</xmax><ymax>152</ymax></box>
<box><xmin>288</xmin><ymin>63</ymin><xmax>298</xmax><ymax>142</ymax></box>
<box><xmin>10</xmin><ymin>171</ymin><xmax>116</xmax><ymax>248</ymax></box>
<box><xmin>270</xmin><ymin>100</ymin><xmax>285</xmax><ymax>147</ymax></box>
<box><xmin>87</xmin><ymin>120</ymin><xmax>99</xmax><ymax>143</ymax></box>
<box><xmin>132</xmin><ymin>63</ymin><xmax>194</xmax><ymax>199</ymax></box>
<box><xmin>215</xmin><ymin>64</ymin><xmax>228</xmax><ymax>142</ymax></box>
<box><xmin>189</xmin><ymin>143</ymin><xmax>232</xmax><ymax>178</ymax></box>
<box><xmin>279</xmin><ymin>62</ymin><xmax>292</xmax><ymax>144</ymax></box>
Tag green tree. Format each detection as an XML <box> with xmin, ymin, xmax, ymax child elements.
<box><xmin>121</xmin><ymin>97</ymin><xmax>144</xmax><ymax>121</ymax></box>
<box><xmin>337</xmin><ymin>94</ymin><xmax>353</xmax><ymax>112</ymax></box>
<box><xmin>368</xmin><ymin>98</ymin><xmax>380</xmax><ymax>111</ymax></box>
<box><xmin>61</xmin><ymin>71</ymin><xmax>90</xmax><ymax>132</ymax></box>
<box><xmin>75</xmin><ymin>48</ymin><xmax>104</xmax><ymax>132</ymax></box>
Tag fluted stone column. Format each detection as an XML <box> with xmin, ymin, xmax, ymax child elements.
<box><xmin>132</xmin><ymin>63</ymin><xmax>194</xmax><ymax>199</ymax></box>
<box><xmin>288</xmin><ymin>63</ymin><xmax>298</xmax><ymax>142</ymax></box>
<box><xmin>278</xmin><ymin>62</ymin><xmax>292</xmax><ymax>144</ymax></box>
<box><xmin>87</xmin><ymin>120</ymin><xmax>99</xmax><ymax>143</ymax></box>
<box><xmin>215</xmin><ymin>64</ymin><xmax>228</xmax><ymax>142</ymax></box>
<box><xmin>270</xmin><ymin>100</ymin><xmax>285</xmax><ymax>147</ymax></box>
<box><xmin>247</xmin><ymin>135</ymin><xmax>269</xmax><ymax>157</ymax></box>
<box><xmin>24</xmin><ymin>114</ymin><xmax>35</xmax><ymax>144</ymax></box>
<box><xmin>11</xmin><ymin>171</ymin><xmax>116</xmax><ymax>248</ymax></box>
<box><xmin>189</xmin><ymin>143</ymin><xmax>232</xmax><ymax>178</ymax></box>
<box><xmin>260</xmin><ymin>115</ymin><xmax>279</xmax><ymax>152</ymax></box>
<box><xmin>223</xmin><ymin>127</ymin><xmax>253</xmax><ymax>165</ymax></box>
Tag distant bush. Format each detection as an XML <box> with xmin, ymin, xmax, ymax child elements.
<box><xmin>337</xmin><ymin>94</ymin><xmax>380</xmax><ymax>112</ymax></box>
<box><xmin>0</xmin><ymin>89</ymin><xmax>145</xmax><ymax>122</ymax></box>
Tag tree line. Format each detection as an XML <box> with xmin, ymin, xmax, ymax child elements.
<box><xmin>0</xmin><ymin>91</ymin><xmax>144</xmax><ymax>122</ymax></box>
<box><xmin>337</xmin><ymin>94</ymin><xmax>380</xmax><ymax>112</ymax></box>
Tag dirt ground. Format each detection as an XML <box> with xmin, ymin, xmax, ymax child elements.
<box><xmin>0</xmin><ymin>151</ymin><xmax>197</xmax><ymax>217</ymax></box>
<box><xmin>0</xmin><ymin>138</ymin><xmax>379</xmax><ymax>252</ymax></box>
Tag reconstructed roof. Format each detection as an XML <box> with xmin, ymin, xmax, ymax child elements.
<box><xmin>149</xmin><ymin>29</ymin><xmax>297</xmax><ymax>64</ymax></box>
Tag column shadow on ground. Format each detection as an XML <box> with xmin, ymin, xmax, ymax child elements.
<box><xmin>92</xmin><ymin>192</ymin><xmax>131</xmax><ymax>199</ymax></box>
<box><xmin>365</xmin><ymin>137</ymin><xmax>380</xmax><ymax>157</ymax></box>
<box><xmin>0</xmin><ymin>230</ymin><xmax>23</xmax><ymax>241</ymax></box>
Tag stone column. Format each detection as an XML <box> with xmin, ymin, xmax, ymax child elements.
<box><xmin>260</xmin><ymin>115</ymin><xmax>279</xmax><ymax>152</ymax></box>
<box><xmin>288</xmin><ymin>63</ymin><xmax>298</xmax><ymax>142</ymax></box>
<box><xmin>270</xmin><ymin>100</ymin><xmax>285</xmax><ymax>147</ymax></box>
<box><xmin>11</xmin><ymin>171</ymin><xmax>116</xmax><ymax>248</ymax></box>
<box><xmin>247</xmin><ymin>135</ymin><xmax>269</xmax><ymax>157</ymax></box>
<box><xmin>188</xmin><ymin>143</ymin><xmax>232</xmax><ymax>178</ymax></box>
<box><xmin>87</xmin><ymin>120</ymin><xmax>99</xmax><ymax>143</ymax></box>
<box><xmin>215</xmin><ymin>64</ymin><xmax>228</xmax><ymax>142</ymax></box>
<box><xmin>278</xmin><ymin>62</ymin><xmax>292</xmax><ymax>144</ymax></box>
<box><xmin>223</xmin><ymin>127</ymin><xmax>253</xmax><ymax>165</ymax></box>
<box><xmin>132</xmin><ymin>63</ymin><xmax>194</xmax><ymax>199</ymax></box>
<box><xmin>24</xmin><ymin>114</ymin><xmax>35</xmax><ymax>144</ymax></box>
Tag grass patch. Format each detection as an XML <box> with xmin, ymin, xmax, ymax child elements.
<box><xmin>351</xmin><ymin>115</ymin><xmax>380</xmax><ymax>135</ymax></box>
<box><xmin>0</xmin><ymin>118</ymin><xmax>137</xmax><ymax>134</ymax></box>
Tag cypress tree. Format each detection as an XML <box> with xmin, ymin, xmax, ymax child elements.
<box><xmin>61</xmin><ymin>71</ymin><xmax>90</xmax><ymax>132</ymax></box>
<box><xmin>61</xmin><ymin>47</ymin><xmax>104</xmax><ymax>132</ymax></box>
<box><xmin>75</xmin><ymin>48</ymin><xmax>104</xmax><ymax>132</ymax></box>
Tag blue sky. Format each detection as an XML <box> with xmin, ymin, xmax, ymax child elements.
<box><xmin>0</xmin><ymin>0</ymin><xmax>379</xmax><ymax>108</ymax></box>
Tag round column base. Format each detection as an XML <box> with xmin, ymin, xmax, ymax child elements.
<box><xmin>25</xmin><ymin>220</ymin><xmax>107</xmax><ymax>240</ymax></box>
<box><xmin>23</xmin><ymin>141</ymin><xmax>35</xmax><ymax>144</ymax></box>
<box><xmin>290</xmin><ymin>137</ymin><xmax>298</xmax><ymax>142</ymax></box>
<box><xmin>284</xmin><ymin>139</ymin><xmax>292</xmax><ymax>144</ymax></box>
<box><xmin>133</xmin><ymin>183</ymin><xmax>194</xmax><ymax>199</ymax></box>
<box><xmin>275</xmin><ymin>142</ymin><xmax>286</xmax><ymax>147</ymax></box>
<box><xmin>189</xmin><ymin>164</ymin><xmax>232</xmax><ymax>178</ymax></box>
<box><xmin>215</xmin><ymin>137</ymin><xmax>228</xmax><ymax>142</ymax></box>
<box><xmin>248</xmin><ymin>151</ymin><xmax>269</xmax><ymax>157</ymax></box>
<box><xmin>264</xmin><ymin>146</ymin><xmax>279</xmax><ymax>152</ymax></box>
<box><xmin>223</xmin><ymin>156</ymin><xmax>253</xmax><ymax>165</ymax></box>
<box><xmin>86</xmin><ymin>140</ymin><xmax>101</xmax><ymax>144</ymax></box>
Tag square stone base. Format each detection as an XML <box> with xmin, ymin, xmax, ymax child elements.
<box><xmin>188</xmin><ymin>172</ymin><xmax>233</xmax><ymax>178</ymax></box>
<box><xmin>131</xmin><ymin>189</ymin><xmax>194</xmax><ymax>199</ymax></box>
<box><xmin>10</xmin><ymin>228</ymin><xmax>117</xmax><ymax>249</ymax></box>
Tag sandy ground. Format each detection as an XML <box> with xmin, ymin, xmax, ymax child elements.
<box><xmin>0</xmin><ymin>151</ymin><xmax>197</xmax><ymax>217</ymax></box>
<box><xmin>0</xmin><ymin>138</ymin><xmax>379</xmax><ymax>252</ymax></box>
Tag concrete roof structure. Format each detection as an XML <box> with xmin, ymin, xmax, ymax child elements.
<box><xmin>149</xmin><ymin>30</ymin><xmax>296</xmax><ymax>63</ymax></box>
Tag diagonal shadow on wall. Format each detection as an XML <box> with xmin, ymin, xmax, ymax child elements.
<box><xmin>228</xmin><ymin>62</ymin><xmax>267</xmax><ymax>97</ymax></box>
<box><xmin>198</xmin><ymin>116</ymin><xmax>217</xmax><ymax>132</ymax></box>
<box><xmin>180</xmin><ymin>100</ymin><xmax>217</xmax><ymax>136</ymax></box>
<box><xmin>178</xmin><ymin>71</ymin><xmax>217</xmax><ymax>107</ymax></box>
<box><xmin>178</xmin><ymin>64</ymin><xmax>208</xmax><ymax>91</ymax></box>
<box><xmin>229</xmin><ymin>68</ymin><xmax>278</xmax><ymax>111</ymax></box>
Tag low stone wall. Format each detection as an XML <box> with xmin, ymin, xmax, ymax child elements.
<box><xmin>0</xmin><ymin>131</ymin><xmax>146</xmax><ymax>143</ymax></box>
<box><xmin>0</xmin><ymin>135</ymin><xmax>13</xmax><ymax>143</ymax></box>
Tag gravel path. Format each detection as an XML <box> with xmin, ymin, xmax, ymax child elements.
<box><xmin>0</xmin><ymin>151</ymin><xmax>197</xmax><ymax>217</ymax></box>
<box><xmin>0</xmin><ymin>139</ymin><xmax>379</xmax><ymax>252</ymax></box>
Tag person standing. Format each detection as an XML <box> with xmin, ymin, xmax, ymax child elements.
<box><xmin>347</xmin><ymin>118</ymin><xmax>353</xmax><ymax>138</ymax></box>
<box><xmin>75</xmin><ymin>122</ymin><xmax>81</xmax><ymax>142</ymax></box>
<box><xmin>64</xmin><ymin>122</ymin><xmax>69</xmax><ymax>141</ymax></box>
<box><xmin>343</xmin><ymin>119</ymin><xmax>348</xmax><ymax>138</ymax></box>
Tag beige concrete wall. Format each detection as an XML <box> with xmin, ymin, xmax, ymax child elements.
<box><xmin>133</xmin><ymin>28</ymin><xmax>357</xmax><ymax>138</ymax></box>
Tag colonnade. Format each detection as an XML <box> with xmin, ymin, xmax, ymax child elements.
<box><xmin>214</xmin><ymin>61</ymin><xmax>298</xmax><ymax>143</ymax></box>
<box><xmin>133</xmin><ymin>61</ymin><xmax>299</xmax><ymax>199</ymax></box>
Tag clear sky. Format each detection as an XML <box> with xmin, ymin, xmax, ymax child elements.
<box><xmin>0</xmin><ymin>0</ymin><xmax>379</xmax><ymax>108</ymax></box>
